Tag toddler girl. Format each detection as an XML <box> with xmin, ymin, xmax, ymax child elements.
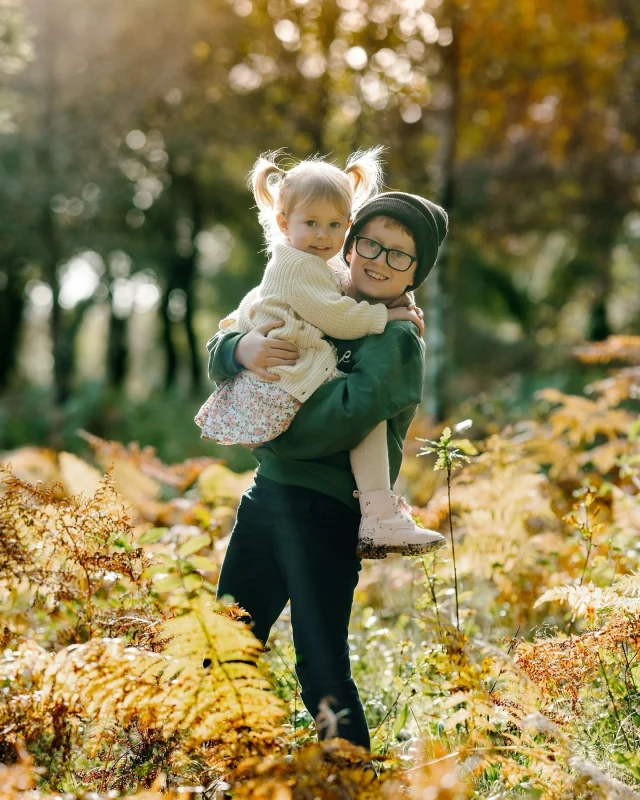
<box><xmin>195</xmin><ymin>149</ymin><xmax>442</xmax><ymax>557</ymax></box>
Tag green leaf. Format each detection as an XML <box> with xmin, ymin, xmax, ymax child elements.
<box><xmin>138</xmin><ymin>527</ymin><xmax>168</xmax><ymax>545</ymax></box>
<box><xmin>188</xmin><ymin>555</ymin><xmax>218</xmax><ymax>573</ymax></box>
<box><xmin>392</xmin><ymin>703</ymin><xmax>409</xmax><ymax>739</ymax></box>
<box><xmin>178</xmin><ymin>534</ymin><xmax>211</xmax><ymax>558</ymax></box>
<box><xmin>151</xmin><ymin>553</ymin><xmax>177</xmax><ymax>568</ymax></box>
<box><xmin>143</xmin><ymin>564</ymin><xmax>173</xmax><ymax>579</ymax></box>
<box><xmin>111</xmin><ymin>536</ymin><xmax>132</xmax><ymax>551</ymax></box>
<box><xmin>183</xmin><ymin>573</ymin><xmax>203</xmax><ymax>592</ymax></box>
<box><xmin>153</xmin><ymin>574</ymin><xmax>183</xmax><ymax>593</ymax></box>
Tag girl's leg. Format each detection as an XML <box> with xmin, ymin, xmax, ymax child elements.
<box><xmin>324</xmin><ymin>366</ymin><xmax>389</xmax><ymax>495</ymax></box>
<box><xmin>270</xmin><ymin>484</ymin><xmax>370</xmax><ymax>749</ymax></box>
<box><xmin>217</xmin><ymin>476</ymin><xmax>289</xmax><ymax>644</ymax></box>
<box><xmin>351</xmin><ymin>421</ymin><xmax>447</xmax><ymax>559</ymax></box>
<box><xmin>349</xmin><ymin>421</ymin><xmax>390</xmax><ymax>492</ymax></box>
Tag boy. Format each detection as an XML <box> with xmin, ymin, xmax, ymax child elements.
<box><xmin>206</xmin><ymin>192</ymin><xmax>448</xmax><ymax>749</ymax></box>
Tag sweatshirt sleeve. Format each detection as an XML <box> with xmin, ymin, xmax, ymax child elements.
<box><xmin>272</xmin><ymin>246</ymin><xmax>387</xmax><ymax>339</ymax></box>
<box><xmin>267</xmin><ymin>321</ymin><xmax>425</xmax><ymax>459</ymax></box>
<box><xmin>206</xmin><ymin>330</ymin><xmax>246</xmax><ymax>383</ymax></box>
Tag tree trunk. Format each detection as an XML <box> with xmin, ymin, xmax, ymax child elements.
<box><xmin>180</xmin><ymin>172</ymin><xmax>203</xmax><ymax>393</ymax></box>
<box><xmin>161</xmin><ymin>170</ymin><xmax>204</xmax><ymax>392</ymax></box>
<box><xmin>422</xmin><ymin>0</ymin><xmax>460</xmax><ymax>421</ymax></box>
<box><xmin>107</xmin><ymin>309</ymin><xmax>129</xmax><ymax>388</ymax></box>
<box><xmin>37</xmin><ymin>0</ymin><xmax>69</xmax><ymax>405</ymax></box>
<box><xmin>0</xmin><ymin>261</ymin><xmax>26</xmax><ymax>390</ymax></box>
<box><xmin>160</xmin><ymin>275</ymin><xmax>179</xmax><ymax>390</ymax></box>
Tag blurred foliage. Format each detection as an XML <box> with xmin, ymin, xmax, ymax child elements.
<box><xmin>0</xmin><ymin>0</ymin><xmax>638</xmax><ymax>439</ymax></box>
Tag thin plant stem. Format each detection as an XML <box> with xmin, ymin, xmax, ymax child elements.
<box><xmin>100</xmin><ymin>739</ymin><xmax>114</xmax><ymax>793</ymax></box>
<box><xmin>488</xmin><ymin>624</ymin><xmax>521</xmax><ymax>695</ymax></box>
<box><xmin>598</xmin><ymin>653</ymin><xmax>631</xmax><ymax>750</ymax></box>
<box><xmin>421</xmin><ymin>555</ymin><xmax>443</xmax><ymax>643</ymax></box>
<box><xmin>371</xmin><ymin>690</ymin><xmax>403</xmax><ymax>741</ymax></box>
<box><xmin>409</xmin><ymin>704</ymin><xmax>424</xmax><ymax>739</ymax></box>
<box><xmin>447</xmin><ymin>465</ymin><xmax>460</xmax><ymax>632</ymax></box>
<box><xmin>578</xmin><ymin>503</ymin><xmax>593</xmax><ymax>587</ymax></box>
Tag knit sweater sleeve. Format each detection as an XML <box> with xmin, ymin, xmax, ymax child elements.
<box><xmin>220</xmin><ymin>286</ymin><xmax>260</xmax><ymax>334</ymax></box>
<box><xmin>272</xmin><ymin>245</ymin><xmax>387</xmax><ymax>339</ymax></box>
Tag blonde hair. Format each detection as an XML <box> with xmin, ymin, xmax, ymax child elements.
<box><xmin>248</xmin><ymin>147</ymin><xmax>384</xmax><ymax>248</ymax></box>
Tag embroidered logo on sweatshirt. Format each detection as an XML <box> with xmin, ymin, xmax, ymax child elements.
<box><xmin>337</xmin><ymin>350</ymin><xmax>352</xmax><ymax>366</ymax></box>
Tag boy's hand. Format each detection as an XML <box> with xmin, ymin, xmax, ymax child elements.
<box><xmin>235</xmin><ymin>321</ymin><xmax>299</xmax><ymax>381</ymax></box>
<box><xmin>387</xmin><ymin>306</ymin><xmax>424</xmax><ymax>336</ymax></box>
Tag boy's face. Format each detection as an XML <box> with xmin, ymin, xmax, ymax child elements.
<box><xmin>345</xmin><ymin>217</ymin><xmax>417</xmax><ymax>304</ymax></box>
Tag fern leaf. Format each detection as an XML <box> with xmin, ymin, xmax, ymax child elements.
<box><xmin>535</xmin><ymin>583</ymin><xmax>619</xmax><ymax>618</ymax></box>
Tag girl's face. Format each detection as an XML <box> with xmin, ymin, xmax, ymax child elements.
<box><xmin>345</xmin><ymin>217</ymin><xmax>417</xmax><ymax>304</ymax></box>
<box><xmin>277</xmin><ymin>199</ymin><xmax>349</xmax><ymax>262</ymax></box>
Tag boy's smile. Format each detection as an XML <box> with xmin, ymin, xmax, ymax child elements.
<box><xmin>345</xmin><ymin>217</ymin><xmax>417</xmax><ymax>304</ymax></box>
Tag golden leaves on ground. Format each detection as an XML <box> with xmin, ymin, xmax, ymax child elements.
<box><xmin>515</xmin><ymin>614</ymin><xmax>640</xmax><ymax>713</ymax></box>
<box><xmin>576</xmin><ymin>336</ymin><xmax>640</xmax><ymax>407</ymax></box>
<box><xmin>537</xmin><ymin>388</ymin><xmax>634</xmax><ymax>447</ymax></box>
<box><xmin>158</xmin><ymin>594</ymin><xmax>284</xmax><ymax>755</ymax></box>
<box><xmin>0</xmin><ymin>457</ymin><xmax>286</xmax><ymax>791</ymax></box>
<box><xmin>0</xmin><ymin>747</ymin><xmax>37</xmax><ymax>797</ymax></box>
<box><xmin>33</xmin><ymin>596</ymin><xmax>283</xmax><ymax>761</ymax></box>
<box><xmin>0</xmin><ymin>466</ymin><xmax>149</xmax><ymax>639</ymax></box>
<box><xmin>420</xmin><ymin>431</ymin><xmax>561</xmax><ymax>610</ymax></box>
<box><xmin>78</xmin><ymin>429</ymin><xmax>217</xmax><ymax>491</ymax></box>
<box><xmin>574</xmin><ymin>336</ymin><xmax>640</xmax><ymax>365</ymax></box>
<box><xmin>197</xmin><ymin>462</ymin><xmax>256</xmax><ymax>504</ymax></box>
<box><xmin>403</xmin><ymin>748</ymin><xmax>472</xmax><ymax>800</ymax></box>
<box><xmin>0</xmin><ymin>599</ymin><xmax>284</xmax><ymax>785</ymax></box>
<box><xmin>229</xmin><ymin>739</ymin><xmax>385</xmax><ymax>800</ymax></box>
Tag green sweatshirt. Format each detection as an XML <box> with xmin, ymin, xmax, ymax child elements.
<box><xmin>206</xmin><ymin>321</ymin><xmax>425</xmax><ymax>513</ymax></box>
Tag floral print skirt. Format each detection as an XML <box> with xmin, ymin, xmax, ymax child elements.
<box><xmin>195</xmin><ymin>368</ymin><xmax>343</xmax><ymax>447</ymax></box>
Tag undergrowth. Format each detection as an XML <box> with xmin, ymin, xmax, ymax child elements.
<box><xmin>0</xmin><ymin>335</ymin><xmax>639</xmax><ymax>799</ymax></box>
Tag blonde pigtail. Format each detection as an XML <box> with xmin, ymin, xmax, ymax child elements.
<box><xmin>345</xmin><ymin>145</ymin><xmax>385</xmax><ymax>212</ymax></box>
<box><xmin>249</xmin><ymin>152</ymin><xmax>286</xmax><ymax>212</ymax></box>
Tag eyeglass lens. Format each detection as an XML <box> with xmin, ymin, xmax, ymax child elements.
<box><xmin>355</xmin><ymin>238</ymin><xmax>412</xmax><ymax>271</ymax></box>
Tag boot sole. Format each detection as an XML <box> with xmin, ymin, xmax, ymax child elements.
<box><xmin>357</xmin><ymin>538</ymin><xmax>447</xmax><ymax>560</ymax></box>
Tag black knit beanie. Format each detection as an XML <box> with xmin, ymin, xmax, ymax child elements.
<box><xmin>342</xmin><ymin>191</ymin><xmax>448</xmax><ymax>289</ymax></box>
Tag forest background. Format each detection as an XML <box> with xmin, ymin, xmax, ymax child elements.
<box><xmin>1</xmin><ymin>0</ymin><xmax>638</xmax><ymax>466</ymax></box>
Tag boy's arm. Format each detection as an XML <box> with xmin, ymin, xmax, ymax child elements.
<box><xmin>206</xmin><ymin>330</ymin><xmax>245</xmax><ymax>383</ymax></box>
<box><xmin>267</xmin><ymin>321</ymin><xmax>425</xmax><ymax>459</ymax></box>
<box><xmin>207</xmin><ymin>286</ymin><xmax>264</xmax><ymax>381</ymax></box>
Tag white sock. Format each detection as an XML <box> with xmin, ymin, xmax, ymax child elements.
<box><xmin>350</xmin><ymin>421</ymin><xmax>390</xmax><ymax>494</ymax></box>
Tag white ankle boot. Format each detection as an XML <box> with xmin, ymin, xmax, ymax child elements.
<box><xmin>356</xmin><ymin>489</ymin><xmax>446</xmax><ymax>559</ymax></box>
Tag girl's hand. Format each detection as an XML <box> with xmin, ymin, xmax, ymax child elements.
<box><xmin>387</xmin><ymin>306</ymin><xmax>425</xmax><ymax>336</ymax></box>
<box><xmin>387</xmin><ymin>291</ymin><xmax>424</xmax><ymax>327</ymax></box>
<box><xmin>235</xmin><ymin>321</ymin><xmax>299</xmax><ymax>381</ymax></box>
<box><xmin>387</xmin><ymin>290</ymin><xmax>416</xmax><ymax>309</ymax></box>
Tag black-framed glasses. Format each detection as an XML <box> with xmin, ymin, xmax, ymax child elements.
<box><xmin>354</xmin><ymin>236</ymin><xmax>416</xmax><ymax>272</ymax></box>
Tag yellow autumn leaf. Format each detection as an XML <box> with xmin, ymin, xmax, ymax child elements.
<box><xmin>198</xmin><ymin>463</ymin><xmax>254</xmax><ymax>504</ymax></box>
<box><xmin>58</xmin><ymin>452</ymin><xmax>102</xmax><ymax>498</ymax></box>
<box><xmin>178</xmin><ymin>534</ymin><xmax>211</xmax><ymax>558</ymax></box>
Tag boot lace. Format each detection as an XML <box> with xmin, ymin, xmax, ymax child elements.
<box><xmin>394</xmin><ymin>495</ymin><xmax>413</xmax><ymax>515</ymax></box>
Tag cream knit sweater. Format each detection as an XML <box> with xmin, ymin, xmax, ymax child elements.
<box><xmin>221</xmin><ymin>241</ymin><xmax>388</xmax><ymax>402</ymax></box>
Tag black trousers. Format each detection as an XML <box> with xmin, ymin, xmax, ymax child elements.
<box><xmin>217</xmin><ymin>474</ymin><xmax>369</xmax><ymax>749</ymax></box>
